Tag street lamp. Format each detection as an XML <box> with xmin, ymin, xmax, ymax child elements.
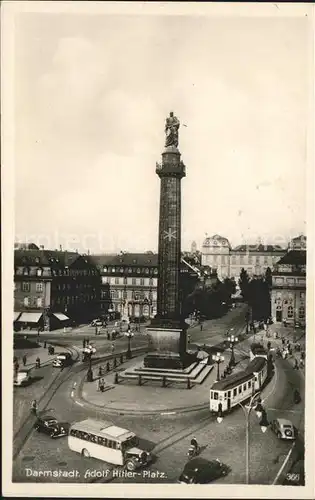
<box><xmin>125</xmin><ymin>330</ymin><xmax>134</xmax><ymax>359</ymax></box>
<box><xmin>217</xmin><ymin>392</ymin><xmax>269</xmax><ymax>484</ymax></box>
<box><xmin>227</xmin><ymin>334</ymin><xmax>238</xmax><ymax>367</ymax></box>
<box><xmin>212</xmin><ymin>352</ymin><xmax>224</xmax><ymax>382</ymax></box>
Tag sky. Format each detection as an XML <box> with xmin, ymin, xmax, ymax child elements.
<box><xmin>13</xmin><ymin>7</ymin><xmax>310</xmax><ymax>254</ymax></box>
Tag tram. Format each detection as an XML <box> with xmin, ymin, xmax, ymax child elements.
<box><xmin>209</xmin><ymin>357</ymin><xmax>268</xmax><ymax>414</ymax></box>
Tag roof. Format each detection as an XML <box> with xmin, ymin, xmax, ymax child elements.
<box><xmin>211</xmin><ymin>370</ymin><xmax>253</xmax><ymax>391</ymax></box>
<box><xmin>203</xmin><ymin>234</ymin><xmax>230</xmax><ymax>246</ymax></box>
<box><xmin>245</xmin><ymin>357</ymin><xmax>266</xmax><ymax>373</ymax></box>
<box><xmin>276</xmin><ymin>418</ymin><xmax>293</xmax><ymax>426</ymax></box>
<box><xmin>232</xmin><ymin>244</ymin><xmax>284</xmax><ymax>253</ymax></box>
<box><xmin>90</xmin><ymin>253</ymin><xmax>158</xmax><ymax>268</ymax></box>
<box><xmin>70</xmin><ymin>419</ymin><xmax>134</xmax><ymax>440</ymax></box>
<box><xmin>14</xmin><ymin>249</ymin><xmax>51</xmax><ymax>267</ymax></box>
<box><xmin>276</xmin><ymin>250</ymin><xmax>306</xmax><ymax>266</ymax></box>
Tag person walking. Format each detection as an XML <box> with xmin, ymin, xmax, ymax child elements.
<box><xmin>22</xmin><ymin>354</ymin><xmax>27</xmax><ymax>366</ymax></box>
<box><xmin>31</xmin><ymin>399</ymin><xmax>38</xmax><ymax>415</ymax></box>
<box><xmin>111</xmin><ymin>342</ymin><xmax>115</xmax><ymax>353</ymax></box>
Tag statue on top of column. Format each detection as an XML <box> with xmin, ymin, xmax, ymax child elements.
<box><xmin>165</xmin><ymin>111</ymin><xmax>180</xmax><ymax>148</ymax></box>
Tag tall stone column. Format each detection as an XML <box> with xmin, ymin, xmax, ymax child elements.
<box><xmin>144</xmin><ymin>112</ymin><xmax>190</xmax><ymax>369</ymax></box>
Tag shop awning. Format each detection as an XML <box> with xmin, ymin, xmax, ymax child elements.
<box><xmin>19</xmin><ymin>312</ymin><xmax>43</xmax><ymax>323</ymax></box>
<box><xmin>14</xmin><ymin>312</ymin><xmax>22</xmax><ymax>321</ymax></box>
<box><xmin>53</xmin><ymin>313</ymin><xmax>69</xmax><ymax>321</ymax></box>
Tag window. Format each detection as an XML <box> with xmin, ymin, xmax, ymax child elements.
<box><xmin>111</xmin><ymin>267</ymin><xmax>115</xmax><ymax>273</ymax></box>
<box><xmin>22</xmin><ymin>282</ymin><xmax>30</xmax><ymax>292</ymax></box>
<box><xmin>119</xmin><ymin>267</ymin><xmax>124</xmax><ymax>273</ymax></box>
<box><xmin>36</xmin><ymin>268</ymin><xmax>43</xmax><ymax>276</ymax></box>
<box><xmin>233</xmin><ymin>388</ymin><xmax>237</xmax><ymax>397</ymax></box>
<box><xmin>132</xmin><ymin>278</ymin><xmax>137</xmax><ymax>286</ymax></box>
<box><xmin>149</xmin><ymin>278</ymin><xmax>153</xmax><ymax>286</ymax></box>
<box><xmin>115</xmin><ymin>277</ymin><xmax>119</xmax><ymax>285</ymax></box>
<box><xmin>248</xmin><ymin>256</ymin><xmax>253</xmax><ymax>264</ymax></box>
<box><xmin>248</xmin><ymin>381</ymin><xmax>251</xmax><ymax>389</ymax></box>
<box><xmin>238</xmin><ymin>386</ymin><xmax>242</xmax><ymax>394</ymax></box>
<box><xmin>287</xmin><ymin>306</ymin><xmax>294</xmax><ymax>319</ymax></box>
<box><xmin>140</xmin><ymin>278</ymin><xmax>144</xmax><ymax>286</ymax></box>
<box><xmin>213</xmin><ymin>392</ymin><xmax>218</xmax><ymax>400</ymax></box>
<box><xmin>264</xmin><ymin>256</ymin><xmax>268</xmax><ymax>265</ymax></box>
<box><xmin>123</xmin><ymin>277</ymin><xmax>127</xmax><ymax>285</ymax></box>
<box><xmin>23</xmin><ymin>297</ymin><xmax>30</xmax><ymax>306</ymax></box>
<box><xmin>37</xmin><ymin>297</ymin><xmax>43</xmax><ymax>307</ymax></box>
<box><xmin>221</xmin><ymin>256</ymin><xmax>226</xmax><ymax>264</ymax></box>
<box><xmin>123</xmin><ymin>290</ymin><xmax>127</xmax><ymax>299</ymax></box>
<box><xmin>23</xmin><ymin>267</ymin><xmax>29</xmax><ymax>275</ymax></box>
<box><xmin>240</xmin><ymin>255</ymin><xmax>244</xmax><ymax>264</ymax></box>
<box><xmin>243</xmin><ymin>383</ymin><xmax>247</xmax><ymax>391</ymax></box>
<box><xmin>300</xmin><ymin>292</ymin><xmax>305</xmax><ymax>300</ymax></box>
<box><xmin>154</xmin><ymin>268</ymin><xmax>158</xmax><ymax>274</ymax></box>
<box><xmin>36</xmin><ymin>283</ymin><xmax>43</xmax><ymax>292</ymax></box>
<box><xmin>136</xmin><ymin>268</ymin><xmax>141</xmax><ymax>274</ymax></box>
<box><xmin>128</xmin><ymin>268</ymin><xmax>132</xmax><ymax>273</ymax></box>
<box><xmin>145</xmin><ymin>268</ymin><xmax>149</xmax><ymax>274</ymax></box>
<box><xmin>134</xmin><ymin>292</ymin><xmax>140</xmax><ymax>300</ymax></box>
<box><xmin>299</xmin><ymin>306</ymin><xmax>305</xmax><ymax>319</ymax></box>
<box><xmin>103</xmin><ymin>266</ymin><xmax>107</xmax><ymax>273</ymax></box>
<box><xmin>139</xmin><ymin>290</ymin><xmax>145</xmax><ymax>299</ymax></box>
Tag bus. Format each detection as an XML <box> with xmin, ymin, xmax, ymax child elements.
<box><xmin>68</xmin><ymin>419</ymin><xmax>152</xmax><ymax>471</ymax></box>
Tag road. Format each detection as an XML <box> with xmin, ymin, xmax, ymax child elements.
<box><xmin>12</xmin><ymin>306</ymin><xmax>304</xmax><ymax>485</ymax></box>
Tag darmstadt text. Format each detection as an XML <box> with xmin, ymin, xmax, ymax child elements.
<box><xmin>25</xmin><ymin>468</ymin><xmax>167</xmax><ymax>480</ymax></box>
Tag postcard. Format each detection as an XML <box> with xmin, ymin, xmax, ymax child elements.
<box><xmin>2</xmin><ymin>1</ymin><xmax>314</xmax><ymax>498</ymax></box>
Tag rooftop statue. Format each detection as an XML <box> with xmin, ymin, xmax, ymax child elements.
<box><xmin>165</xmin><ymin>111</ymin><xmax>180</xmax><ymax>148</ymax></box>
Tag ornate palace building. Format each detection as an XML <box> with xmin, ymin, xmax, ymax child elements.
<box><xmin>90</xmin><ymin>252</ymin><xmax>199</xmax><ymax>320</ymax></box>
<box><xmin>14</xmin><ymin>246</ymin><xmax>100</xmax><ymax>330</ymax></box>
<box><xmin>201</xmin><ymin>234</ymin><xmax>286</xmax><ymax>280</ymax></box>
<box><xmin>271</xmin><ymin>235</ymin><xmax>306</xmax><ymax>326</ymax></box>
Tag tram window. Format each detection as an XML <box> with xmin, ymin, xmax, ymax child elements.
<box><xmin>243</xmin><ymin>384</ymin><xmax>247</xmax><ymax>391</ymax></box>
<box><xmin>254</xmin><ymin>376</ymin><xmax>257</xmax><ymax>381</ymax></box>
<box><xmin>238</xmin><ymin>386</ymin><xmax>242</xmax><ymax>394</ymax></box>
<box><xmin>248</xmin><ymin>381</ymin><xmax>251</xmax><ymax>389</ymax></box>
<box><xmin>233</xmin><ymin>388</ymin><xmax>237</xmax><ymax>397</ymax></box>
<box><xmin>210</xmin><ymin>391</ymin><xmax>213</xmax><ymax>399</ymax></box>
<box><xmin>213</xmin><ymin>392</ymin><xmax>218</xmax><ymax>400</ymax></box>
<box><xmin>228</xmin><ymin>391</ymin><xmax>231</xmax><ymax>398</ymax></box>
<box><xmin>224</xmin><ymin>392</ymin><xmax>227</xmax><ymax>400</ymax></box>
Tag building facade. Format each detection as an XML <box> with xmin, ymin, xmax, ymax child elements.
<box><xmin>90</xmin><ymin>252</ymin><xmax>200</xmax><ymax>320</ymax></box>
<box><xmin>271</xmin><ymin>235</ymin><xmax>306</xmax><ymax>325</ymax></box>
<box><xmin>14</xmin><ymin>248</ymin><xmax>100</xmax><ymax>330</ymax></box>
<box><xmin>201</xmin><ymin>234</ymin><xmax>286</xmax><ymax>280</ymax></box>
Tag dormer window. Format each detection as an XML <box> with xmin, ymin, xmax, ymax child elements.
<box><xmin>145</xmin><ymin>268</ymin><xmax>149</xmax><ymax>274</ymax></box>
<box><xmin>103</xmin><ymin>266</ymin><xmax>107</xmax><ymax>273</ymax></box>
<box><xmin>120</xmin><ymin>267</ymin><xmax>124</xmax><ymax>273</ymax></box>
<box><xmin>112</xmin><ymin>267</ymin><xmax>116</xmax><ymax>273</ymax></box>
<box><xmin>36</xmin><ymin>268</ymin><xmax>43</xmax><ymax>276</ymax></box>
<box><xmin>136</xmin><ymin>268</ymin><xmax>141</xmax><ymax>274</ymax></box>
<box><xmin>154</xmin><ymin>268</ymin><xmax>158</xmax><ymax>274</ymax></box>
<box><xmin>35</xmin><ymin>257</ymin><xmax>40</xmax><ymax>264</ymax></box>
<box><xmin>128</xmin><ymin>268</ymin><xmax>132</xmax><ymax>273</ymax></box>
<box><xmin>23</xmin><ymin>267</ymin><xmax>29</xmax><ymax>276</ymax></box>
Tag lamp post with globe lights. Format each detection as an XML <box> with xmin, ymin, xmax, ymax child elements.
<box><xmin>212</xmin><ymin>352</ymin><xmax>224</xmax><ymax>382</ymax></box>
<box><xmin>125</xmin><ymin>330</ymin><xmax>134</xmax><ymax>359</ymax></box>
<box><xmin>227</xmin><ymin>333</ymin><xmax>238</xmax><ymax>367</ymax></box>
<box><xmin>216</xmin><ymin>392</ymin><xmax>269</xmax><ymax>484</ymax></box>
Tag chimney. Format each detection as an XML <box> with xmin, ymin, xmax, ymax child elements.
<box><xmin>60</xmin><ymin>244</ymin><xmax>63</xmax><ymax>251</ymax></box>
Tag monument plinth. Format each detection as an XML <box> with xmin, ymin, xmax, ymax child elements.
<box><xmin>144</xmin><ymin>113</ymin><xmax>192</xmax><ymax>369</ymax></box>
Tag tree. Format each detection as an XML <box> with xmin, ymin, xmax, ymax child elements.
<box><xmin>247</xmin><ymin>277</ymin><xmax>271</xmax><ymax>322</ymax></box>
<box><xmin>239</xmin><ymin>268</ymin><xmax>250</xmax><ymax>300</ymax></box>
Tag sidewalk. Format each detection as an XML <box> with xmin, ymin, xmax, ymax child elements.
<box><xmin>14</xmin><ymin>341</ymin><xmax>69</xmax><ymax>370</ymax></box>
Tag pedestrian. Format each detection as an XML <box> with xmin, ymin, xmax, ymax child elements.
<box><xmin>301</xmin><ymin>350</ymin><xmax>305</xmax><ymax>360</ymax></box>
<box><xmin>31</xmin><ymin>399</ymin><xmax>37</xmax><ymax>415</ymax></box>
<box><xmin>299</xmin><ymin>358</ymin><xmax>304</xmax><ymax>369</ymax></box>
<box><xmin>111</xmin><ymin>342</ymin><xmax>115</xmax><ymax>353</ymax></box>
<box><xmin>187</xmin><ymin>334</ymin><xmax>191</xmax><ymax>344</ymax></box>
<box><xmin>200</xmin><ymin>323</ymin><xmax>203</xmax><ymax>331</ymax></box>
<box><xmin>267</xmin><ymin>341</ymin><xmax>271</xmax><ymax>351</ymax></box>
<box><xmin>35</xmin><ymin>356</ymin><xmax>40</xmax><ymax>368</ymax></box>
<box><xmin>22</xmin><ymin>354</ymin><xmax>27</xmax><ymax>366</ymax></box>
<box><xmin>281</xmin><ymin>338</ymin><xmax>285</xmax><ymax>346</ymax></box>
<box><xmin>83</xmin><ymin>338</ymin><xmax>86</xmax><ymax>349</ymax></box>
<box><xmin>98</xmin><ymin>366</ymin><xmax>103</xmax><ymax>377</ymax></box>
<box><xmin>294</xmin><ymin>358</ymin><xmax>299</xmax><ymax>370</ymax></box>
<box><xmin>100</xmin><ymin>378</ymin><xmax>105</xmax><ymax>392</ymax></box>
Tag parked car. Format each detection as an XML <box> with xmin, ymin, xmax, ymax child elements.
<box><xmin>178</xmin><ymin>458</ymin><xmax>230</xmax><ymax>484</ymax></box>
<box><xmin>271</xmin><ymin>418</ymin><xmax>296</xmax><ymax>440</ymax></box>
<box><xmin>14</xmin><ymin>369</ymin><xmax>31</xmax><ymax>386</ymax></box>
<box><xmin>53</xmin><ymin>352</ymin><xmax>72</xmax><ymax>368</ymax></box>
<box><xmin>34</xmin><ymin>416</ymin><xmax>70</xmax><ymax>438</ymax></box>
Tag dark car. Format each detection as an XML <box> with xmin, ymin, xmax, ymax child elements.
<box><xmin>34</xmin><ymin>416</ymin><xmax>69</xmax><ymax>438</ymax></box>
<box><xmin>178</xmin><ymin>458</ymin><xmax>230</xmax><ymax>484</ymax></box>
